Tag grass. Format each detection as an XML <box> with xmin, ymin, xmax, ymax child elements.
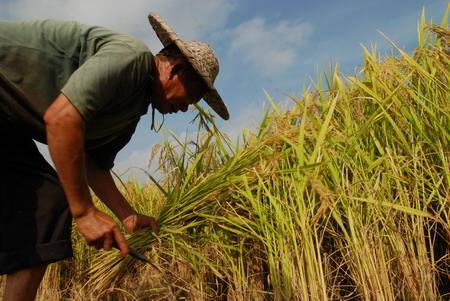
<box><xmin>1</xmin><ymin>6</ymin><xmax>449</xmax><ymax>301</ymax></box>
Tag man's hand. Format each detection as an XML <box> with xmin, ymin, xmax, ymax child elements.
<box><xmin>85</xmin><ymin>158</ymin><xmax>159</xmax><ymax>235</ymax></box>
<box><xmin>122</xmin><ymin>214</ymin><xmax>159</xmax><ymax>234</ymax></box>
<box><xmin>75</xmin><ymin>207</ymin><xmax>129</xmax><ymax>256</ymax></box>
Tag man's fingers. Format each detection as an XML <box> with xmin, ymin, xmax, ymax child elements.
<box><xmin>112</xmin><ymin>226</ymin><xmax>129</xmax><ymax>257</ymax></box>
<box><xmin>139</xmin><ymin>216</ymin><xmax>159</xmax><ymax>234</ymax></box>
<box><xmin>103</xmin><ymin>232</ymin><xmax>113</xmax><ymax>251</ymax></box>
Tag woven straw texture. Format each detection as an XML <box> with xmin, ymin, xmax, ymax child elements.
<box><xmin>148</xmin><ymin>12</ymin><xmax>229</xmax><ymax>120</ymax></box>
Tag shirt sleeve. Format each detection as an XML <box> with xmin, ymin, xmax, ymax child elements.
<box><xmin>61</xmin><ymin>44</ymin><xmax>147</xmax><ymax>121</ymax></box>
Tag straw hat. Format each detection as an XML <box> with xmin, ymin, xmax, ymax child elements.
<box><xmin>148</xmin><ymin>12</ymin><xmax>229</xmax><ymax>120</ymax></box>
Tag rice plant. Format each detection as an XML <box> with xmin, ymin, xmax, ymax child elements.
<box><xmin>1</xmin><ymin>6</ymin><xmax>447</xmax><ymax>301</ymax></box>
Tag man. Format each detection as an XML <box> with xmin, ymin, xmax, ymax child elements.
<box><xmin>0</xmin><ymin>13</ymin><xmax>229</xmax><ymax>301</ymax></box>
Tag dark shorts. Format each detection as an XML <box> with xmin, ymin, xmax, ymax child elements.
<box><xmin>0</xmin><ymin>129</ymin><xmax>73</xmax><ymax>274</ymax></box>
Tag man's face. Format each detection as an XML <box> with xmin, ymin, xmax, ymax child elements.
<box><xmin>153</xmin><ymin>60</ymin><xmax>207</xmax><ymax>114</ymax></box>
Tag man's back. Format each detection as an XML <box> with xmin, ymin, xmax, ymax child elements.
<box><xmin>0</xmin><ymin>20</ymin><xmax>153</xmax><ymax>155</ymax></box>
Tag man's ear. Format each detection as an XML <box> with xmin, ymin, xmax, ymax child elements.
<box><xmin>168</xmin><ymin>64</ymin><xmax>176</xmax><ymax>80</ymax></box>
<box><xmin>169</xmin><ymin>62</ymin><xmax>185</xmax><ymax>80</ymax></box>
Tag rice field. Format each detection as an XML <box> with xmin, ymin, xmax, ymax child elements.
<box><xmin>1</xmin><ymin>8</ymin><xmax>449</xmax><ymax>301</ymax></box>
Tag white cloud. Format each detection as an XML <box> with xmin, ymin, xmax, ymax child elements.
<box><xmin>221</xmin><ymin>100</ymin><xmax>265</xmax><ymax>143</ymax></box>
<box><xmin>113</xmin><ymin>146</ymin><xmax>155</xmax><ymax>182</ymax></box>
<box><xmin>229</xmin><ymin>17</ymin><xmax>313</xmax><ymax>76</ymax></box>
<box><xmin>1</xmin><ymin>0</ymin><xmax>235</xmax><ymax>52</ymax></box>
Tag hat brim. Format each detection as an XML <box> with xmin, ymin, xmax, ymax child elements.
<box><xmin>148</xmin><ymin>12</ymin><xmax>229</xmax><ymax>120</ymax></box>
<box><xmin>203</xmin><ymin>88</ymin><xmax>229</xmax><ymax>120</ymax></box>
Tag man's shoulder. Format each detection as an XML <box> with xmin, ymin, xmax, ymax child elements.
<box><xmin>0</xmin><ymin>19</ymin><xmax>83</xmax><ymax>43</ymax></box>
<box><xmin>81</xmin><ymin>24</ymin><xmax>150</xmax><ymax>55</ymax></box>
<box><xmin>0</xmin><ymin>19</ymin><xmax>151</xmax><ymax>55</ymax></box>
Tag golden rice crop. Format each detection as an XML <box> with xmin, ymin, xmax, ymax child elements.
<box><xmin>1</xmin><ymin>6</ymin><xmax>448</xmax><ymax>301</ymax></box>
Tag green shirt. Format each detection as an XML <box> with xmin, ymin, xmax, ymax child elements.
<box><xmin>0</xmin><ymin>19</ymin><xmax>153</xmax><ymax>168</ymax></box>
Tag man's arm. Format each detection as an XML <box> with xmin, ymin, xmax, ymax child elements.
<box><xmin>43</xmin><ymin>93</ymin><xmax>129</xmax><ymax>255</ymax></box>
<box><xmin>85</xmin><ymin>155</ymin><xmax>135</xmax><ymax>220</ymax></box>
<box><xmin>85</xmin><ymin>156</ymin><xmax>158</xmax><ymax>233</ymax></box>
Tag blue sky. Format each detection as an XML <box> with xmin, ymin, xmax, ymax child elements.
<box><xmin>1</xmin><ymin>0</ymin><xmax>448</xmax><ymax>180</ymax></box>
